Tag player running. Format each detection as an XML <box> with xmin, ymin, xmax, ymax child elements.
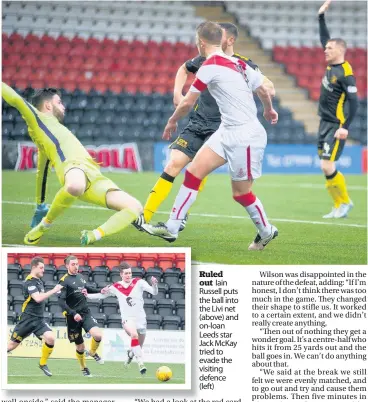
<box><xmin>86</xmin><ymin>262</ymin><xmax>158</xmax><ymax>374</ymax></box>
<box><xmin>1</xmin><ymin>83</ymin><xmax>142</xmax><ymax>245</ymax></box>
<box><xmin>317</xmin><ymin>0</ymin><xmax>358</xmax><ymax>218</ymax></box>
<box><xmin>58</xmin><ymin>255</ymin><xmax>104</xmax><ymax>377</ymax></box>
<box><xmin>142</xmin><ymin>21</ymin><xmax>278</xmax><ymax>250</ymax></box>
<box><xmin>7</xmin><ymin>256</ymin><xmax>62</xmax><ymax>377</ymax></box>
<box><xmin>133</xmin><ymin>22</ymin><xmax>275</xmax><ymax>232</ymax></box>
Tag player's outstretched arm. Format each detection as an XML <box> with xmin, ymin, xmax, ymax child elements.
<box><xmin>2</xmin><ymin>82</ymin><xmax>38</xmax><ymax>129</ymax></box>
<box><xmin>31</xmin><ymin>284</ymin><xmax>63</xmax><ymax>303</ymax></box>
<box><xmin>318</xmin><ymin>0</ymin><xmax>331</xmax><ymax>48</ymax></box>
<box><xmin>85</xmin><ymin>285</ymin><xmax>112</xmax><ymax>299</ymax></box>
<box><xmin>173</xmin><ymin>63</ymin><xmax>190</xmax><ymax>107</ymax></box>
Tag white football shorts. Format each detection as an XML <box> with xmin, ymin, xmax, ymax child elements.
<box><xmin>123</xmin><ymin>316</ymin><xmax>147</xmax><ymax>334</ymax></box>
<box><xmin>205</xmin><ymin>122</ymin><xmax>267</xmax><ymax>181</ymax></box>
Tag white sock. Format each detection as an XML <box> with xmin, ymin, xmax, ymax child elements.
<box><xmin>166</xmin><ymin>184</ymin><xmax>198</xmax><ymax>233</ymax></box>
<box><xmin>92</xmin><ymin>229</ymin><xmax>102</xmax><ymax>241</ymax></box>
<box><xmin>245</xmin><ymin>197</ymin><xmax>271</xmax><ymax>238</ymax></box>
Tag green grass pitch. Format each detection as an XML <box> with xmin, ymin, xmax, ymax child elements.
<box><xmin>2</xmin><ymin>171</ymin><xmax>367</xmax><ymax>265</ymax></box>
<box><xmin>7</xmin><ymin>357</ymin><xmax>184</xmax><ymax>385</ymax></box>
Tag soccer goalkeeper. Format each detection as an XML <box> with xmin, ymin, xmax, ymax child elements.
<box><xmin>2</xmin><ymin>83</ymin><xmax>142</xmax><ymax>245</ymax></box>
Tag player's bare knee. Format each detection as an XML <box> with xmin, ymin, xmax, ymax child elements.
<box><xmin>65</xmin><ymin>182</ymin><xmax>85</xmax><ymax>197</ymax></box>
<box><xmin>320</xmin><ymin>160</ymin><xmax>335</xmax><ymax>176</ymax></box>
<box><xmin>164</xmin><ymin>161</ymin><xmax>182</xmax><ymax>177</ymax></box>
<box><xmin>43</xmin><ymin>332</ymin><xmax>55</xmax><ymax>345</ymax></box>
<box><xmin>76</xmin><ymin>343</ymin><xmax>85</xmax><ymax>352</ymax></box>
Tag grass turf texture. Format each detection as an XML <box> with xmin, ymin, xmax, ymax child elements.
<box><xmin>7</xmin><ymin>357</ymin><xmax>184</xmax><ymax>384</ymax></box>
<box><xmin>2</xmin><ymin>171</ymin><xmax>367</xmax><ymax>264</ymax></box>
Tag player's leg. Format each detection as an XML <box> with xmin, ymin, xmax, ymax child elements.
<box><xmin>8</xmin><ymin>316</ymin><xmax>33</xmax><ymax>351</ymax></box>
<box><xmin>67</xmin><ymin>316</ymin><xmax>91</xmax><ymax>376</ymax></box>
<box><xmin>80</xmin><ymin>180</ymin><xmax>143</xmax><ymax>244</ymax></box>
<box><xmin>142</xmin><ymin>136</ymin><xmax>226</xmax><ymax>241</ymax></box>
<box><xmin>125</xmin><ymin>328</ymin><xmax>146</xmax><ymax>366</ymax></box>
<box><xmin>319</xmin><ymin>121</ymin><xmax>352</xmax><ymax>218</ymax></box>
<box><xmin>86</xmin><ymin>322</ymin><xmax>104</xmax><ymax>364</ymax></box>
<box><xmin>229</xmin><ymin>128</ymin><xmax>277</xmax><ymax>250</ymax></box>
<box><xmin>123</xmin><ymin>321</ymin><xmax>146</xmax><ymax>374</ymax></box>
<box><xmin>142</xmin><ymin>149</ymin><xmax>191</xmax><ymax>224</ymax></box>
<box><xmin>38</xmin><ymin>328</ymin><xmax>55</xmax><ymax>376</ymax></box>
<box><xmin>138</xmin><ymin>127</ymin><xmax>210</xmax><ymax>228</ymax></box>
<box><xmin>24</xmin><ymin>167</ymin><xmax>87</xmax><ymax>244</ymax></box>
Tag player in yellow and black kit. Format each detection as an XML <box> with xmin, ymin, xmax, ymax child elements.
<box><xmin>7</xmin><ymin>257</ymin><xmax>62</xmax><ymax>376</ymax></box>
<box><xmin>2</xmin><ymin>83</ymin><xmax>142</xmax><ymax>245</ymax></box>
<box><xmin>58</xmin><ymin>255</ymin><xmax>103</xmax><ymax>377</ymax></box>
<box><xmin>317</xmin><ymin>1</ymin><xmax>358</xmax><ymax>219</ymax></box>
<box><xmin>133</xmin><ymin>22</ymin><xmax>275</xmax><ymax>232</ymax></box>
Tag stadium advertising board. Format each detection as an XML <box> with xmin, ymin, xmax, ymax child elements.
<box><xmin>7</xmin><ymin>326</ymin><xmax>92</xmax><ymax>359</ymax></box>
<box><xmin>154</xmin><ymin>143</ymin><xmax>365</xmax><ymax>174</ymax></box>
<box><xmin>263</xmin><ymin>145</ymin><xmax>364</xmax><ymax>174</ymax></box>
<box><xmin>14</xmin><ymin>142</ymin><xmax>142</xmax><ymax>172</ymax></box>
<box><xmin>7</xmin><ymin>326</ymin><xmax>185</xmax><ymax>363</ymax></box>
<box><xmin>104</xmin><ymin>329</ymin><xmax>185</xmax><ymax>364</ymax></box>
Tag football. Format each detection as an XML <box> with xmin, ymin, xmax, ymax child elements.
<box><xmin>156</xmin><ymin>366</ymin><xmax>173</xmax><ymax>382</ymax></box>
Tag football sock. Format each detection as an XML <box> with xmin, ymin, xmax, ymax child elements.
<box><xmin>143</xmin><ymin>172</ymin><xmax>175</xmax><ymax>223</ymax></box>
<box><xmin>325</xmin><ymin>170</ymin><xmax>342</xmax><ymax>208</ymax></box>
<box><xmin>95</xmin><ymin>208</ymin><xmax>139</xmax><ymax>240</ymax></box>
<box><xmin>234</xmin><ymin>192</ymin><xmax>271</xmax><ymax>238</ymax></box>
<box><xmin>76</xmin><ymin>349</ymin><xmax>86</xmax><ymax>369</ymax></box>
<box><xmin>326</xmin><ymin>170</ymin><xmax>350</xmax><ymax>205</ymax></box>
<box><xmin>40</xmin><ymin>342</ymin><xmax>54</xmax><ymax>365</ymax></box>
<box><xmin>45</xmin><ymin>187</ymin><xmax>78</xmax><ymax>223</ymax></box>
<box><xmin>131</xmin><ymin>338</ymin><xmax>143</xmax><ymax>363</ymax></box>
<box><xmin>89</xmin><ymin>338</ymin><xmax>100</xmax><ymax>356</ymax></box>
<box><xmin>166</xmin><ymin>171</ymin><xmax>201</xmax><ymax>234</ymax></box>
<box><xmin>187</xmin><ymin>176</ymin><xmax>208</xmax><ymax>215</ymax></box>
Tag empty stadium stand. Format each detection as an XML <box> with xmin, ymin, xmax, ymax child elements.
<box><xmin>2</xmin><ymin>1</ymin><xmax>319</xmax><ymax>145</ymax></box>
<box><xmin>7</xmin><ymin>253</ymin><xmax>186</xmax><ymax>330</ymax></box>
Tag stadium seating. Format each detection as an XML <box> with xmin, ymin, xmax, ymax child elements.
<box><xmin>163</xmin><ymin>268</ymin><xmax>181</xmax><ymax>286</ymax></box>
<box><xmin>107</xmin><ymin>313</ymin><xmax>123</xmax><ymax>328</ymax></box>
<box><xmin>87</xmin><ymin>299</ymin><xmax>101</xmax><ymax>315</ymax></box>
<box><xmin>8</xmin><ymin>264</ymin><xmax>21</xmax><ymax>281</ymax></box>
<box><xmin>48</xmin><ymin>296</ymin><xmax>63</xmax><ymax>314</ymax></box>
<box><xmin>156</xmin><ymin>299</ymin><xmax>175</xmax><ymax>316</ymax></box>
<box><xmin>143</xmin><ymin>298</ymin><xmax>156</xmax><ymax>315</ymax></box>
<box><xmin>8</xmin><ymin>311</ymin><xmax>17</xmax><ymax>324</ymax></box>
<box><xmin>146</xmin><ymin>314</ymin><xmax>162</xmax><ymax>329</ymax></box>
<box><xmin>102</xmin><ymin>297</ymin><xmax>119</xmax><ymax>315</ymax></box>
<box><xmin>12</xmin><ymin>295</ymin><xmax>25</xmax><ymax>314</ymax></box>
<box><xmin>169</xmin><ymin>284</ymin><xmax>185</xmax><ymax>301</ymax></box>
<box><xmin>162</xmin><ymin>315</ymin><xmax>182</xmax><ymax>330</ymax></box>
<box><xmin>176</xmin><ymin>299</ymin><xmax>185</xmax><ymax>321</ymax></box>
<box><xmin>7</xmin><ymin>253</ymin><xmax>186</xmax><ymax>330</ymax></box>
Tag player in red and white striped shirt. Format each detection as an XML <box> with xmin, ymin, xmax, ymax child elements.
<box><xmin>87</xmin><ymin>263</ymin><xmax>158</xmax><ymax>374</ymax></box>
<box><xmin>143</xmin><ymin>21</ymin><xmax>279</xmax><ymax>250</ymax></box>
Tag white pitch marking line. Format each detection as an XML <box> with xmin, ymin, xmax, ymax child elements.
<box><xmin>2</xmin><ymin>200</ymin><xmax>367</xmax><ymax>228</ymax></box>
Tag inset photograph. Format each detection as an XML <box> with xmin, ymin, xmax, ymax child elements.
<box><xmin>4</xmin><ymin>249</ymin><xmax>190</xmax><ymax>389</ymax></box>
